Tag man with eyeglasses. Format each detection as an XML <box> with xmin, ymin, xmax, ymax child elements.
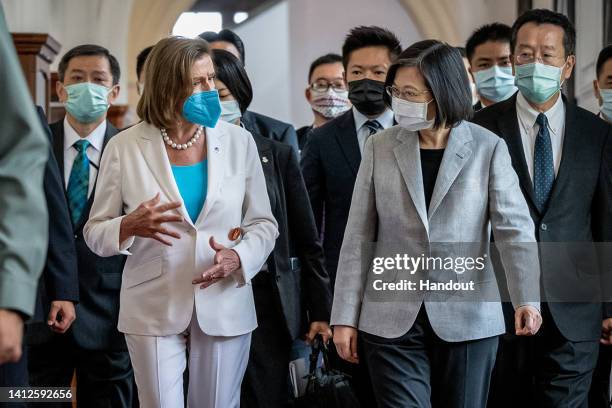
<box><xmin>297</xmin><ymin>54</ymin><xmax>351</xmax><ymax>150</ymax></box>
<box><xmin>473</xmin><ymin>9</ymin><xmax>612</xmax><ymax>408</ymax></box>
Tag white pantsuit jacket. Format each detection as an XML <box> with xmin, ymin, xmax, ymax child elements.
<box><xmin>84</xmin><ymin>120</ymin><xmax>278</xmax><ymax>337</ymax></box>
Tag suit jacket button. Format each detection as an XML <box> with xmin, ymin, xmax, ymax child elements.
<box><xmin>74</xmin><ymin>234</ymin><xmax>78</xmax><ymax>239</ymax></box>
<box><xmin>541</xmin><ymin>223</ymin><xmax>547</xmax><ymax>231</ymax></box>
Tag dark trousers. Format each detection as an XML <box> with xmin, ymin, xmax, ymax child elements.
<box><xmin>361</xmin><ymin>307</ymin><xmax>498</xmax><ymax>408</ymax></box>
<box><xmin>28</xmin><ymin>334</ymin><xmax>133</xmax><ymax>408</ymax></box>
<box><xmin>488</xmin><ymin>303</ymin><xmax>599</xmax><ymax>408</ymax></box>
<box><xmin>241</xmin><ymin>273</ymin><xmax>293</xmax><ymax>408</ymax></box>
<box><xmin>588</xmin><ymin>345</ymin><xmax>611</xmax><ymax>408</ymax></box>
<box><xmin>0</xmin><ymin>344</ymin><xmax>28</xmax><ymax>408</ymax></box>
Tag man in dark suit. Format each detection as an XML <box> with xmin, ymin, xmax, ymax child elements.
<box><xmin>589</xmin><ymin>44</ymin><xmax>612</xmax><ymax>408</ymax></box>
<box><xmin>300</xmin><ymin>25</ymin><xmax>402</xmax><ymax>407</ymax></box>
<box><xmin>473</xmin><ymin>9</ymin><xmax>612</xmax><ymax>408</ymax></box>
<box><xmin>199</xmin><ymin>29</ymin><xmax>300</xmax><ymax>152</ymax></box>
<box><xmin>465</xmin><ymin>23</ymin><xmax>516</xmax><ymax>112</ymax></box>
<box><xmin>27</xmin><ymin>45</ymin><xmax>133</xmax><ymax>408</ymax></box>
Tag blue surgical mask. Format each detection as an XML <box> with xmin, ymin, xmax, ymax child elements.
<box><xmin>182</xmin><ymin>89</ymin><xmax>222</xmax><ymax>128</ymax></box>
<box><xmin>220</xmin><ymin>100</ymin><xmax>242</xmax><ymax>124</ymax></box>
<box><xmin>64</xmin><ymin>82</ymin><xmax>111</xmax><ymax>124</ymax></box>
<box><xmin>600</xmin><ymin>89</ymin><xmax>612</xmax><ymax>122</ymax></box>
<box><xmin>515</xmin><ymin>62</ymin><xmax>564</xmax><ymax>104</ymax></box>
<box><xmin>473</xmin><ymin>65</ymin><xmax>517</xmax><ymax>103</ymax></box>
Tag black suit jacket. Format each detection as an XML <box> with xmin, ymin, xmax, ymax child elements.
<box><xmin>50</xmin><ymin>119</ymin><xmax>127</xmax><ymax>350</ymax></box>
<box><xmin>300</xmin><ymin>110</ymin><xmax>360</xmax><ymax>285</ymax></box>
<box><xmin>29</xmin><ymin>108</ymin><xmax>79</xmax><ymax>325</ymax></box>
<box><xmin>248</xmin><ymin>130</ymin><xmax>332</xmax><ymax>340</ymax></box>
<box><xmin>297</xmin><ymin>125</ymin><xmax>313</xmax><ymax>151</ymax></box>
<box><xmin>242</xmin><ymin>110</ymin><xmax>299</xmax><ymax>153</ymax></box>
<box><xmin>472</xmin><ymin>94</ymin><xmax>612</xmax><ymax>341</ymax></box>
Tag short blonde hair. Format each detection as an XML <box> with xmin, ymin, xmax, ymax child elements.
<box><xmin>137</xmin><ymin>36</ymin><xmax>210</xmax><ymax>129</ymax></box>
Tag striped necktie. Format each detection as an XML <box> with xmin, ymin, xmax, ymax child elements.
<box><xmin>67</xmin><ymin>139</ymin><xmax>91</xmax><ymax>226</ymax></box>
<box><xmin>364</xmin><ymin>120</ymin><xmax>382</xmax><ymax>136</ymax></box>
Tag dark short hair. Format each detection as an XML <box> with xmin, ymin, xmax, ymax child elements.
<box><xmin>58</xmin><ymin>44</ymin><xmax>120</xmax><ymax>85</ymax></box>
<box><xmin>384</xmin><ymin>40</ymin><xmax>473</xmax><ymax>129</ymax></box>
<box><xmin>465</xmin><ymin>23</ymin><xmax>512</xmax><ymax>62</ymax></box>
<box><xmin>199</xmin><ymin>29</ymin><xmax>246</xmax><ymax>64</ymax></box>
<box><xmin>342</xmin><ymin>26</ymin><xmax>401</xmax><ymax>69</ymax></box>
<box><xmin>211</xmin><ymin>49</ymin><xmax>253</xmax><ymax>114</ymax></box>
<box><xmin>511</xmin><ymin>8</ymin><xmax>576</xmax><ymax>57</ymax></box>
<box><xmin>596</xmin><ymin>45</ymin><xmax>612</xmax><ymax>78</ymax></box>
<box><xmin>456</xmin><ymin>46</ymin><xmax>467</xmax><ymax>58</ymax></box>
<box><xmin>136</xmin><ymin>46</ymin><xmax>154</xmax><ymax>81</ymax></box>
<box><xmin>308</xmin><ymin>53</ymin><xmax>342</xmax><ymax>82</ymax></box>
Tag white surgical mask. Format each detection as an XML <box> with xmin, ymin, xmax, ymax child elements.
<box><xmin>600</xmin><ymin>89</ymin><xmax>612</xmax><ymax>122</ymax></box>
<box><xmin>310</xmin><ymin>88</ymin><xmax>351</xmax><ymax>119</ymax></box>
<box><xmin>392</xmin><ymin>96</ymin><xmax>434</xmax><ymax>131</ymax></box>
<box><xmin>220</xmin><ymin>100</ymin><xmax>242</xmax><ymax>124</ymax></box>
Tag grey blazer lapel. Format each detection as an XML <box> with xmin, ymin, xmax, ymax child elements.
<box><xmin>428</xmin><ymin>122</ymin><xmax>473</xmax><ymax>219</ymax></box>
<box><xmin>393</xmin><ymin>128</ymin><xmax>429</xmax><ymax>233</ymax></box>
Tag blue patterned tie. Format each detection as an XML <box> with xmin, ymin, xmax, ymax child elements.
<box><xmin>67</xmin><ymin>140</ymin><xmax>91</xmax><ymax>226</ymax></box>
<box><xmin>533</xmin><ymin>113</ymin><xmax>554</xmax><ymax>212</ymax></box>
<box><xmin>364</xmin><ymin>120</ymin><xmax>382</xmax><ymax>136</ymax></box>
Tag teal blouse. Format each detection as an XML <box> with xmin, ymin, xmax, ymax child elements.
<box><xmin>171</xmin><ymin>160</ymin><xmax>208</xmax><ymax>223</ymax></box>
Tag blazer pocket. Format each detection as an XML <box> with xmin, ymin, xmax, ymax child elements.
<box><xmin>123</xmin><ymin>256</ymin><xmax>163</xmax><ymax>289</ymax></box>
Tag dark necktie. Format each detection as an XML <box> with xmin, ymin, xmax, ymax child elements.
<box><xmin>533</xmin><ymin>113</ymin><xmax>554</xmax><ymax>212</ymax></box>
<box><xmin>67</xmin><ymin>139</ymin><xmax>91</xmax><ymax>226</ymax></box>
<box><xmin>364</xmin><ymin>120</ymin><xmax>382</xmax><ymax>136</ymax></box>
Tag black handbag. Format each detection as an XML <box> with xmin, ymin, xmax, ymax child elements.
<box><xmin>294</xmin><ymin>336</ymin><xmax>361</xmax><ymax>408</ymax></box>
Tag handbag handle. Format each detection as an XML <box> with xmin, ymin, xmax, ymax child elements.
<box><xmin>307</xmin><ymin>335</ymin><xmax>331</xmax><ymax>375</ymax></box>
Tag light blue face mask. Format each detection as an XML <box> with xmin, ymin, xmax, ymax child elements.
<box><xmin>182</xmin><ymin>89</ymin><xmax>222</xmax><ymax>128</ymax></box>
<box><xmin>473</xmin><ymin>65</ymin><xmax>517</xmax><ymax>103</ymax></box>
<box><xmin>64</xmin><ymin>82</ymin><xmax>111</xmax><ymax>124</ymax></box>
<box><xmin>600</xmin><ymin>89</ymin><xmax>612</xmax><ymax>122</ymax></box>
<box><xmin>220</xmin><ymin>100</ymin><xmax>242</xmax><ymax>124</ymax></box>
<box><xmin>515</xmin><ymin>62</ymin><xmax>565</xmax><ymax>104</ymax></box>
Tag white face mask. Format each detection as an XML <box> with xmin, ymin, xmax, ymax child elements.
<box><xmin>392</xmin><ymin>96</ymin><xmax>434</xmax><ymax>131</ymax></box>
<box><xmin>309</xmin><ymin>88</ymin><xmax>351</xmax><ymax>119</ymax></box>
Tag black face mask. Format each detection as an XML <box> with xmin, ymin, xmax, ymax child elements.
<box><xmin>348</xmin><ymin>78</ymin><xmax>387</xmax><ymax>116</ymax></box>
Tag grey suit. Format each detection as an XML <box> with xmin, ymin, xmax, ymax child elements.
<box><xmin>330</xmin><ymin>121</ymin><xmax>540</xmax><ymax>407</ymax></box>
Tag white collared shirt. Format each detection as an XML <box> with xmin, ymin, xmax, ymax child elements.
<box><xmin>63</xmin><ymin>117</ymin><xmax>106</xmax><ymax>197</ymax></box>
<box><xmin>516</xmin><ymin>92</ymin><xmax>565</xmax><ymax>181</ymax></box>
<box><xmin>353</xmin><ymin>107</ymin><xmax>395</xmax><ymax>154</ymax></box>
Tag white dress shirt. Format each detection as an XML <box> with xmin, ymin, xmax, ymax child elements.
<box><xmin>63</xmin><ymin>117</ymin><xmax>106</xmax><ymax>197</ymax></box>
<box><xmin>516</xmin><ymin>92</ymin><xmax>565</xmax><ymax>181</ymax></box>
<box><xmin>353</xmin><ymin>107</ymin><xmax>395</xmax><ymax>154</ymax></box>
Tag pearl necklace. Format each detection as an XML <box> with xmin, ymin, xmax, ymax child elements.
<box><xmin>161</xmin><ymin>126</ymin><xmax>203</xmax><ymax>150</ymax></box>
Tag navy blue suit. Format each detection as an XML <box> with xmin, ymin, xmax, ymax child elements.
<box><xmin>27</xmin><ymin>118</ymin><xmax>134</xmax><ymax>408</ymax></box>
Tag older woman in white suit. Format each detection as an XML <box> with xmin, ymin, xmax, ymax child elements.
<box><xmin>84</xmin><ymin>37</ymin><xmax>278</xmax><ymax>408</ymax></box>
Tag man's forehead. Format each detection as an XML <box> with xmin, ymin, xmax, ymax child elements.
<box><xmin>66</xmin><ymin>55</ymin><xmax>111</xmax><ymax>72</ymax></box>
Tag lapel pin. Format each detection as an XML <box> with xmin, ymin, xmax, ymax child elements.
<box><xmin>214</xmin><ymin>146</ymin><xmax>220</xmax><ymax>153</ymax></box>
<box><xmin>228</xmin><ymin>227</ymin><xmax>242</xmax><ymax>241</ymax></box>
<box><xmin>262</xmin><ymin>156</ymin><xmax>269</xmax><ymax>164</ymax></box>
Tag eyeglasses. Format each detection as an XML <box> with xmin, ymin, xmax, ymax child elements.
<box><xmin>310</xmin><ymin>81</ymin><xmax>347</xmax><ymax>93</ymax></box>
<box><xmin>515</xmin><ymin>52</ymin><xmax>566</xmax><ymax>65</ymax></box>
<box><xmin>385</xmin><ymin>85</ymin><xmax>430</xmax><ymax>101</ymax></box>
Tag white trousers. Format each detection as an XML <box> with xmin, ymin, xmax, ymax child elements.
<box><xmin>125</xmin><ymin>313</ymin><xmax>252</xmax><ymax>408</ymax></box>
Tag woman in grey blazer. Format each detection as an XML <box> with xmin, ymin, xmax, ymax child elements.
<box><xmin>330</xmin><ymin>40</ymin><xmax>543</xmax><ymax>408</ymax></box>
